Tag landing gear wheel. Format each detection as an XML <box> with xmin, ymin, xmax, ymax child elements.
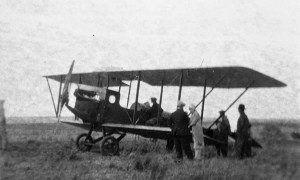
<box><xmin>100</xmin><ymin>136</ymin><xmax>119</xmax><ymax>156</ymax></box>
<box><xmin>76</xmin><ymin>133</ymin><xmax>93</xmax><ymax>152</ymax></box>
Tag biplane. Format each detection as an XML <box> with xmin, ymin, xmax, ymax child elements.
<box><xmin>44</xmin><ymin>61</ymin><xmax>286</xmax><ymax>155</ymax></box>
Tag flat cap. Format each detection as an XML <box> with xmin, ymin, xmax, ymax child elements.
<box><xmin>219</xmin><ymin>110</ymin><xmax>226</xmax><ymax>115</ymax></box>
<box><xmin>151</xmin><ymin>97</ymin><xmax>157</xmax><ymax>101</ymax></box>
<box><xmin>189</xmin><ymin>103</ymin><xmax>196</xmax><ymax>110</ymax></box>
<box><xmin>177</xmin><ymin>100</ymin><xmax>185</xmax><ymax>107</ymax></box>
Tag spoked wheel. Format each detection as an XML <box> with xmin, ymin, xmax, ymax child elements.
<box><xmin>100</xmin><ymin>136</ymin><xmax>119</xmax><ymax>156</ymax></box>
<box><xmin>76</xmin><ymin>133</ymin><xmax>93</xmax><ymax>152</ymax></box>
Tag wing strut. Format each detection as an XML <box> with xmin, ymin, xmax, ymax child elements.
<box><xmin>118</xmin><ymin>80</ymin><xmax>122</xmax><ymax>92</ymax></box>
<box><xmin>200</xmin><ymin>80</ymin><xmax>207</xmax><ymax>124</ymax></box>
<box><xmin>46</xmin><ymin>78</ymin><xmax>57</xmax><ymax>116</ymax></box>
<box><xmin>56</xmin><ymin>76</ymin><xmax>63</xmax><ymax>117</ymax></box>
<box><xmin>178</xmin><ymin>70</ymin><xmax>183</xmax><ymax>100</ymax></box>
<box><xmin>156</xmin><ymin>80</ymin><xmax>164</xmax><ymax>125</ymax></box>
<box><xmin>188</xmin><ymin>73</ymin><xmax>228</xmax><ymax>116</ymax></box>
<box><xmin>207</xmin><ymin>80</ymin><xmax>254</xmax><ymax>129</ymax></box>
<box><xmin>133</xmin><ymin>72</ymin><xmax>141</xmax><ymax>124</ymax></box>
<box><xmin>126</xmin><ymin>80</ymin><xmax>132</xmax><ymax>108</ymax></box>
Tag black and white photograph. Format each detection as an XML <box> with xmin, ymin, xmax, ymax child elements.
<box><xmin>0</xmin><ymin>0</ymin><xmax>299</xmax><ymax>179</ymax></box>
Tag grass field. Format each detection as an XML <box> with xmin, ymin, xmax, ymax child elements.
<box><xmin>1</xmin><ymin>119</ymin><xmax>300</xmax><ymax>180</ymax></box>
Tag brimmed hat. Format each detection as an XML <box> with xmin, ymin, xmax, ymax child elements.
<box><xmin>189</xmin><ymin>103</ymin><xmax>196</xmax><ymax>110</ymax></box>
<box><xmin>177</xmin><ymin>100</ymin><xmax>185</xmax><ymax>107</ymax></box>
<box><xmin>219</xmin><ymin>110</ymin><xmax>226</xmax><ymax>115</ymax></box>
<box><xmin>238</xmin><ymin>104</ymin><xmax>245</xmax><ymax>110</ymax></box>
<box><xmin>151</xmin><ymin>97</ymin><xmax>157</xmax><ymax>101</ymax></box>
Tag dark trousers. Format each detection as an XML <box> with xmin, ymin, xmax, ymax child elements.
<box><xmin>235</xmin><ymin>135</ymin><xmax>251</xmax><ymax>159</ymax></box>
<box><xmin>166</xmin><ymin>138</ymin><xmax>174</xmax><ymax>152</ymax></box>
<box><xmin>216</xmin><ymin>144</ymin><xmax>228</xmax><ymax>157</ymax></box>
<box><xmin>174</xmin><ymin>135</ymin><xmax>193</xmax><ymax>159</ymax></box>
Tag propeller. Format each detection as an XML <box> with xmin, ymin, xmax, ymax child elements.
<box><xmin>57</xmin><ymin>60</ymin><xmax>75</xmax><ymax>122</ymax></box>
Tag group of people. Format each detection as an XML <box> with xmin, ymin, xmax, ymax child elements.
<box><xmin>168</xmin><ymin>100</ymin><xmax>252</xmax><ymax>162</ymax></box>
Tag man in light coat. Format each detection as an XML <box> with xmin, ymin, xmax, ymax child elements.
<box><xmin>188</xmin><ymin>104</ymin><xmax>203</xmax><ymax>160</ymax></box>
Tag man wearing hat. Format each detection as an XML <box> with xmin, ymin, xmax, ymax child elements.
<box><xmin>188</xmin><ymin>103</ymin><xmax>203</xmax><ymax>160</ymax></box>
<box><xmin>169</xmin><ymin>100</ymin><xmax>193</xmax><ymax>161</ymax></box>
<box><xmin>235</xmin><ymin>104</ymin><xmax>252</xmax><ymax>159</ymax></box>
<box><xmin>148</xmin><ymin>97</ymin><xmax>163</xmax><ymax>120</ymax></box>
<box><xmin>213</xmin><ymin>110</ymin><xmax>231</xmax><ymax>157</ymax></box>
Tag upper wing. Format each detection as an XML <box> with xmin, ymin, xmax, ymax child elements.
<box><xmin>44</xmin><ymin>66</ymin><xmax>286</xmax><ymax>88</ymax></box>
<box><xmin>44</xmin><ymin>71</ymin><xmax>128</xmax><ymax>87</ymax></box>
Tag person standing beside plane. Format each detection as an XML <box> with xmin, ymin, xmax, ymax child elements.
<box><xmin>235</xmin><ymin>104</ymin><xmax>252</xmax><ymax>159</ymax></box>
<box><xmin>169</xmin><ymin>100</ymin><xmax>194</xmax><ymax>162</ymax></box>
<box><xmin>213</xmin><ymin>110</ymin><xmax>231</xmax><ymax>157</ymax></box>
<box><xmin>188</xmin><ymin>104</ymin><xmax>203</xmax><ymax>160</ymax></box>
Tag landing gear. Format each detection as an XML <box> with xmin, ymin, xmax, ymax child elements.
<box><xmin>76</xmin><ymin>133</ymin><xmax>93</xmax><ymax>152</ymax></box>
<box><xmin>75</xmin><ymin>126</ymin><xmax>125</xmax><ymax>155</ymax></box>
<box><xmin>100</xmin><ymin>136</ymin><xmax>119</xmax><ymax>156</ymax></box>
<box><xmin>75</xmin><ymin>132</ymin><xmax>125</xmax><ymax>155</ymax></box>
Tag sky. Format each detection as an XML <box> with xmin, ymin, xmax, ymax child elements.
<box><xmin>0</xmin><ymin>0</ymin><xmax>299</xmax><ymax>125</ymax></box>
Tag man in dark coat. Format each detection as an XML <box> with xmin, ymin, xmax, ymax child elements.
<box><xmin>213</xmin><ymin>110</ymin><xmax>231</xmax><ymax>157</ymax></box>
<box><xmin>145</xmin><ymin>97</ymin><xmax>164</xmax><ymax>126</ymax></box>
<box><xmin>235</xmin><ymin>104</ymin><xmax>252</xmax><ymax>159</ymax></box>
<box><xmin>169</xmin><ymin>100</ymin><xmax>193</xmax><ymax>162</ymax></box>
<box><xmin>148</xmin><ymin>97</ymin><xmax>163</xmax><ymax>119</ymax></box>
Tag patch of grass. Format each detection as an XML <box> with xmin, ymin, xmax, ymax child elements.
<box><xmin>260</xmin><ymin>124</ymin><xmax>286</xmax><ymax>140</ymax></box>
<box><xmin>133</xmin><ymin>155</ymin><xmax>154</xmax><ymax>172</ymax></box>
<box><xmin>134</xmin><ymin>157</ymin><xmax>144</xmax><ymax>171</ymax></box>
<box><xmin>149</xmin><ymin>159</ymin><xmax>168</xmax><ymax>180</ymax></box>
<box><xmin>3</xmin><ymin>121</ymin><xmax>300</xmax><ymax>180</ymax></box>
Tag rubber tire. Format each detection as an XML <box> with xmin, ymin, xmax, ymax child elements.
<box><xmin>76</xmin><ymin>133</ymin><xmax>93</xmax><ymax>152</ymax></box>
<box><xmin>100</xmin><ymin>136</ymin><xmax>119</xmax><ymax>156</ymax></box>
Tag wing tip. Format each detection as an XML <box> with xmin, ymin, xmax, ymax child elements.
<box><xmin>278</xmin><ymin>81</ymin><xmax>287</xmax><ymax>87</ymax></box>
